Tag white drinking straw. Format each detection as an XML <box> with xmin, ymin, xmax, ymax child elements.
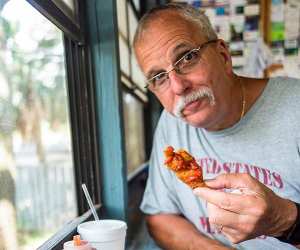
<box><xmin>82</xmin><ymin>183</ymin><xmax>100</xmax><ymax>221</ymax></box>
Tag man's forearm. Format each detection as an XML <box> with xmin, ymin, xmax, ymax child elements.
<box><xmin>146</xmin><ymin>214</ymin><xmax>233</xmax><ymax>250</ymax></box>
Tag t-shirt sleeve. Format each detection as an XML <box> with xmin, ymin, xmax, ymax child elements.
<box><xmin>140</xmin><ymin>112</ymin><xmax>181</xmax><ymax>215</ymax></box>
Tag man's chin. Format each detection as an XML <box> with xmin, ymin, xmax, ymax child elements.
<box><xmin>170</xmin><ymin>112</ymin><xmax>200</xmax><ymax>127</ymax></box>
<box><xmin>178</xmin><ymin>110</ymin><xmax>213</xmax><ymax>128</ymax></box>
<box><xmin>172</xmin><ymin>107</ymin><xmax>202</xmax><ymax>119</ymax></box>
<box><xmin>185</xmin><ymin>119</ymin><xmax>212</xmax><ymax>128</ymax></box>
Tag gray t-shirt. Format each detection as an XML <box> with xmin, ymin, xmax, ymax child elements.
<box><xmin>140</xmin><ymin>77</ymin><xmax>300</xmax><ymax>250</ymax></box>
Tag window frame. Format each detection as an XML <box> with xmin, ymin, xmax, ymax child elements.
<box><xmin>27</xmin><ymin>0</ymin><xmax>82</xmax><ymax>43</ymax></box>
<box><xmin>27</xmin><ymin>0</ymin><xmax>102</xmax><ymax>213</ymax></box>
<box><xmin>23</xmin><ymin>0</ymin><xmax>103</xmax><ymax>248</ymax></box>
<box><xmin>124</xmin><ymin>0</ymin><xmax>165</xmax><ymax>158</ymax></box>
<box><xmin>21</xmin><ymin>0</ymin><xmax>167</xmax><ymax>248</ymax></box>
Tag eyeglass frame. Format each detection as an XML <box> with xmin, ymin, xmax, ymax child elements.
<box><xmin>144</xmin><ymin>39</ymin><xmax>219</xmax><ymax>91</ymax></box>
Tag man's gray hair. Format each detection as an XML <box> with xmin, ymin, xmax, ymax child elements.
<box><xmin>133</xmin><ymin>3</ymin><xmax>218</xmax><ymax>48</ymax></box>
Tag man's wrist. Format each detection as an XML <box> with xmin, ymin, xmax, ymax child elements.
<box><xmin>276</xmin><ymin>201</ymin><xmax>300</xmax><ymax>244</ymax></box>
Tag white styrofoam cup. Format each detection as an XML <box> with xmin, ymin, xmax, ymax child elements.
<box><xmin>77</xmin><ymin>220</ymin><xmax>127</xmax><ymax>250</ymax></box>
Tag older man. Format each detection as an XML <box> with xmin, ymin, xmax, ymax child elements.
<box><xmin>134</xmin><ymin>3</ymin><xmax>300</xmax><ymax>250</ymax></box>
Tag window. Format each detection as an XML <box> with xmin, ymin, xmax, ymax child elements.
<box><xmin>0</xmin><ymin>0</ymin><xmax>102</xmax><ymax>249</ymax></box>
<box><xmin>0</xmin><ymin>1</ymin><xmax>77</xmax><ymax>249</ymax></box>
<box><xmin>117</xmin><ymin>0</ymin><xmax>148</xmax><ymax>177</ymax></box>
<box><xmin>117</xmin><ymin>1</ymin><xmax>151</xmax><ymax>248</ymax></box>
<box><xmin>1</xmin><ymin>0</ymin><xmax>153</xmax><ymax>248</ymax></box>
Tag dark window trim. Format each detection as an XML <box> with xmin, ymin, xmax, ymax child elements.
<box><xmin>27</xmin><ymin>0</ymin><xmax>84</xmax><ymax>43</ymax></box>
<box><xmin>64</xmin><ymin>36</ymin><xmax>102</xmax><ymax>215</ymax></box>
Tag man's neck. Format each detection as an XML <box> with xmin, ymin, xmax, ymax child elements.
<box><xmin>205</xmin><ymin>77</ymin><xmax>268</xmax><ymax>132</ymax></box>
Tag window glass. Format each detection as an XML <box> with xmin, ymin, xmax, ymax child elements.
<box><xmin>122</xmin><ymin>92</ymin><xmax>146</xmax><ymax>175</ymax></box>
<box><xmin>127</xmin><ymin>4</ymin><xmax>146</xmax><ymax>90</ymax></box>
<box><xmin>0</xmin><ymin>1</ymin><xmax>77</xmax><ymax>249</ymax></box>
<box><xmin>131</xmin><ymin>53</ymin><xmax>146</xmax><ymax>90</ymax></box>
<box><xmin>128</xmin><ymin>3</ymin><xmax>137</xmax><ymax>46</ymax></box>
<box><xmin>119</xmin><ymin>35</ymin><xmax>130</xmax><ymax>75</ymax></box>
<box><xmin>117</xmin><ymin>0</ymin><xmax>128</xmax><ymax>39</ymax></box>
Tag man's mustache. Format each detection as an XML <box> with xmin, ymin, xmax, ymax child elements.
<box><xmin>173</xmin><ymin>87</ymin><xmax>215</xmax><ymax>118</ymax></box>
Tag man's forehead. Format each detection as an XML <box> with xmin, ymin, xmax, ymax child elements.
<box><xmin>146</xmin><ymin>10</ymin><xmax>196</xmax><ymax>32</ymax></box>
<box><xmin>134</xmin><ymin>11</ymin><xmax>206</xmax><ymax>73</ymax></box>
<box><xmin>172</xmin><ymin>43</ymin><xmax>196</xmax><ymax>53</ymax></box>
<box><xmin>136</xmin><ymin>17</ymin><xmax>203</xmax><ymax>56</ymax></box>
<box><xmin>139</xmin><ymin>40</ymin><xmax>201</xmax><ymax>79</ymax></box>
<box><xmin>136</xmin><ymin>31</ymin><xmax>202</xmax><ymax>66</ymax></box>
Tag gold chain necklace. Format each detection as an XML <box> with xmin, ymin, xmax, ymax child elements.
<box><xmin>240</xmin><ymin>80</ymin><xmax>246</xmax><ymax>120</ymax></box>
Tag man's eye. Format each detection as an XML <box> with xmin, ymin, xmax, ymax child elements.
<box><xmin>183</xmin><ymin>50</ymin><xmax>198</xmax><ymax>62</ymax></box>
<box><xmin>152</xmin><ymin>73</ymin><xmax>166</xmax><ymax>86</ymax></box>
<box><xmin>154</xmin><ymin>73</ymin><xmax>164</xmax><ymax>81</ymax></box>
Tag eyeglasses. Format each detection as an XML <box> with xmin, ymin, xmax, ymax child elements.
<box><xmin>145</xmin><ymin>39</ymin><xmax>218</xmax><ymax>92</ymax></box>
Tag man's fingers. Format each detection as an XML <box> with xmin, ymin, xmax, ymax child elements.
<box><xmin>204</xmin><ymin>173</ymin><xmax>259</xmax><ymax>190</ymax></box>
<box><xmin>207</xmin><ymin>202</ymin><xmax>266</xmax><ymax>242</ymax></box>
<box><xmin>194</xmin><ymin>187</ymin><xmax>258</xmax><ymax>213</ymax></box>
<box><xmin>207</xmin><ymin>203</ymin><xmax>245</xmax><ymax>229</ymax></box>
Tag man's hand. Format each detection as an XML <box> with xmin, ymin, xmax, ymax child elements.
<box><xmin>193</xmin><ymin>173</ymin><xmax>297</xmax><ymax>244</ymax></box>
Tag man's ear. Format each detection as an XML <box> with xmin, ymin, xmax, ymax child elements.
<box><xmin>216</xmin><ymin>39</ymin><xmax>233</xmax><ymax>74</ymax></box>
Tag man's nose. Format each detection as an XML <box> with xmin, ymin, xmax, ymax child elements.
<box><xmin>168</xmin><ymin>70</ymin><xmax>190</xmax><ymax>94</ymax></box>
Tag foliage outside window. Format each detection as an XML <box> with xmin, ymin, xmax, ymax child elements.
<box><xmin>0</xmin><ymin>1</ymin><xmax>77</xmax><ymax>249</ymax></box>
